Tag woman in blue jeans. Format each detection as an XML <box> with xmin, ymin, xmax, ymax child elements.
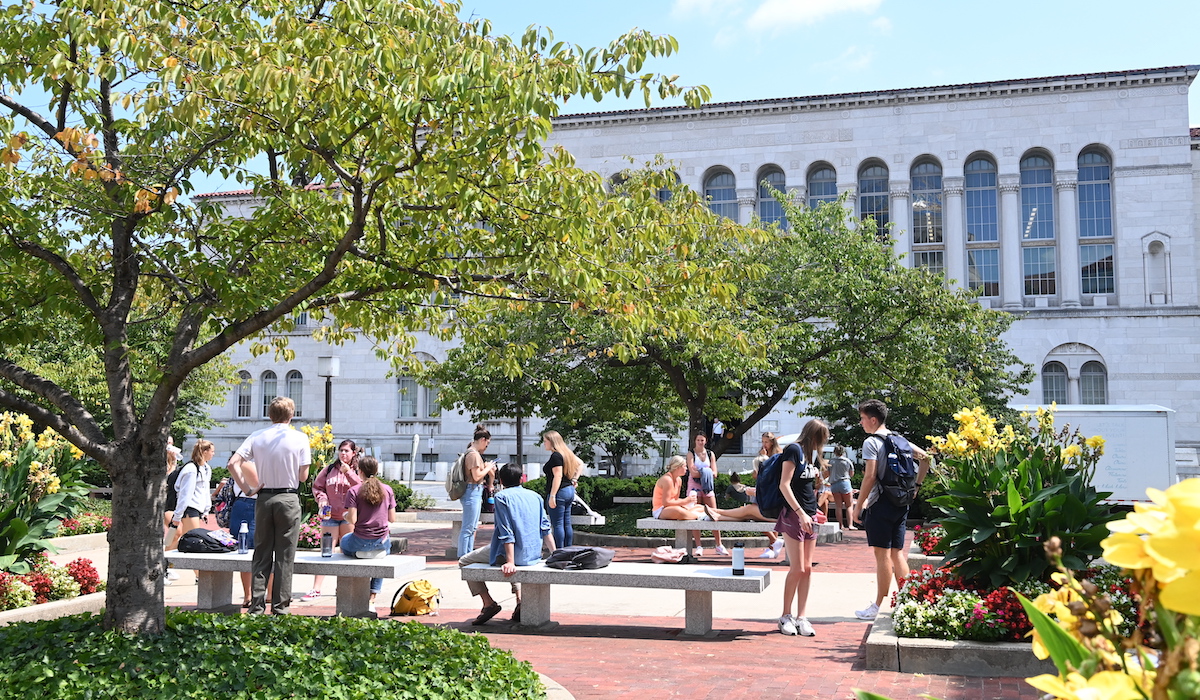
<box><xmin>542</xmin><ymin>430</ymin><xmax>582</xmax><ymax>549</ymax></box>
<box><xmin>457</xmin><ymin>424</ymin><xmax>496</xmax><ymax>558</ymax></box>
<box><xmin>339</xmin><ymin>456</ymin><xmax>397</xmax><ymax>609</ymax></box>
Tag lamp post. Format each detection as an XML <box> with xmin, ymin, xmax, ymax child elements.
<box><xmin>316</xmin><ymin>356</ymin><xmax>340</xmax><ymax>426</ymax></box>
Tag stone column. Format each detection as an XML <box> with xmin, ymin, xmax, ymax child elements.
<box><xmin>737</xmin><ymin>188</ymin><xmax>756</xmax><ymax>226</ymax></box>
<box><xmin>838</xmin><ymin>183</ymin><xmax>858</xmax><ymax>229</ymax></box>
<box><xmin>999</xmin><ymin>176</ymin><xmax>1023</xmax><ymax>309</ymax></box>
<box><xmin>1056</xmin><ymin>173</ymin><xmax>1081</xmax><ymax>308</ymax></box>
<box><xmin>943</xmin><ymin>177</ymin><xmax>965</xmax><ymax>289</ymax></box>
<box><xmin>889</xmin><ymin>182</ymin><xmax>911</xmax><ymax>266</ymax></box>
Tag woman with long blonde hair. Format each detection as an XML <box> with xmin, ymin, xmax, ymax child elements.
<box><xmin>652</xmin><ymin>456</ymin><xmax>707</xmax><ymax>520</ymax></box>
<box><xmin>542</xmin><ymin>430</ymin><xmax>582</xmax><ymax>549</ymax></box>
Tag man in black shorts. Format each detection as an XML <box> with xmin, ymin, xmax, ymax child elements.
<box><xmin>851</xmin><ymin>399</ymin><xmax>930</xmax><ymax>621</ymax></box>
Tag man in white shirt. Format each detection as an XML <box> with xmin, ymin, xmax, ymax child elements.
<box><xmin>851</xmin><ymin>399</ymin><xmax>930</xmax><ymax>621</ymax></box>
<box><xmin>228</xmin><ymin>396</ymin><xmax>311</xmax><ymax>615</ymax></box>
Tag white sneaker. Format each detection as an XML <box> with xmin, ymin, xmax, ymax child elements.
<box><xmin>855</xmin><ymin>602</ymin><xmax>880</xmax><ymax>620</ymax></box>
<box><xmin>693</xmin><ymin>546</ymin><xmax>704</xmax><ymax>557</ymax></box>
<box><xmin>795</xmin><ymin>617</ymin><xmax>816</xmax><ymax>637</ymax></box>
<box><xmin>165</xmin><ymin>571</ymin><xmax>179</xmax><ymax>582</ymax></box>
<box><xmin>714</xmin><ymin>545</ymin><xmax>730</xmax><ymax>556</ymax></box>
<box><xmin>778</xmin><ymin>615</ymin><xmax>797</xmax><ymax>636</ymax></box>
<box><xmin>770</xmin><ymin>539</ymin><xmax>786</xmax><ymax>558</ymax></box>
<box><xmin>757</xmin><ymin>548</ymin><xmax>775</xmax><ymax>558</ymax></box>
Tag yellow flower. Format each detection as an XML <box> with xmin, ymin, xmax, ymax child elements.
<box><xmin>0</xmin><ymin>450</ymin><xmax>11</xmax><ymax>465</ymax></box>
<box><xmin>69</xmin><ymin>445</ymin><xmax>85</xmax><ymax>460</ymax></box>
<box><xmin>46</xmin><ymin>476</ymin><xmax>60</xmax><ymax>494</ymax></box>
<box><xmin>1085</xmin><ymin>435</ymin><xmax>1105</xmax><ymax>452</ymax></box>
<box><xmin>1026</xmin><ymin>670</ymin><xmax>1149</xmax><ymax>700</ymax></box>
<box><xmin>1061</xmin><ymin>444</ymin><xmax>1082</xmax><ymax>460</ymax></box>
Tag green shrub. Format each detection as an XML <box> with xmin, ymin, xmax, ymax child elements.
<box><xmin>0</xmin><ymin>610</ymin><xmax>544</xmax><ymax>698</ymax></box>
<box><xmin>576</xmin><ymin>503</ymin><xmax>768</xmax><ymax>538</ymax></box>
<box><xmin>77</xmin><ymin>459</ymin><xmax>110</xmax><ymax>488</ymax></box>
<box><xmin>0</xmin><ymin>428</ymin><xmax>92</xmax><ymax>572</ymax></box>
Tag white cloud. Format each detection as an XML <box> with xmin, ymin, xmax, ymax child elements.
<box><xmin>816</xmin><ymin>45</ymin><xmax>875</xmax><ymax>73</ymax></box>
<box><xmin>870</xmin><ymin>16</ymin><xmax>892</xmax><ymax>35</ymax></box>
<box><xmin>671</xmin><ymin>0</ymin><xmax>744</xmax><ymax>21</ymax></box>
<box><xmin>745</xmin><ymin>0</ymin><xmax>883</xmax><ymax>32</ymax></box>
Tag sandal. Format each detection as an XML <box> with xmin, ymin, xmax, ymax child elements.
<box><xmin>241</xmin><ymin>600</ymin><xmax>252</xmax><ymax>608</ymax></box>
<box><xmin>472</xmin><ymin>603</ymin><xmax>502</xmax><ymax>626</ymax></box>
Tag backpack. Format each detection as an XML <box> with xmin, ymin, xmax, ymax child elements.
<box><xmin>164</xmin><ymin>461</ymin><xmax>194</xmax><ymax>513</ymax></box>
<box><xmin>875</xmin><ymin>433</ymin><xmax>919</xmax><ymax>508</ymax></box>
<box><xmin>390</xmin><ymin>579</ymin><xmax>440</xmax><ymax>616</ymax></box>
<box><xmin>545</xmin><ymin>546</ymin><xmax>615</xmax><ymax>570</ymax></box>
<box><xmin>445</xmin><ymin>452</ymin><xmax>468</xmax><ymax>501</ymax></box>
<box><xmin>177</xmin><ymin>527</ymin><xmax>237</xmax><ymax>554</ymax></box>
<box><xmin>754</xmin><ymin>453</ymin><xmax>787</xmax><ymax>519</ymax></box>
<box><xmin>212</xmin><ymin>478</ymin><xmax>236</xmax><ymax>529</ymax></box>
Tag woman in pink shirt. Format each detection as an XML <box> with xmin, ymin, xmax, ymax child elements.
<box><xmin>304</xmin><ymin>439</ymin><xmax>362</xmax><ymax>601</ymax></box>
<box><xmin>341</xmin><ymin>456</ymin><xmax>397</xmax><ymax>611</ymax></box>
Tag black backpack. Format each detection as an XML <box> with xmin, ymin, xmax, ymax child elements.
<box><xmin>545</xmin><ymin>546</ymin><xmax>615</xmax><ymax>570</ymax></box>
<box><xmin>875</xmin><ymin>434</ymin><xmax>919</xmax><ymax>508</ymax></box>
<box><xmin>164</xmin><ymin>461</ymin><xmax>193</xmax><ymax>512</ymax></box>
<box><xmin>177</xmin><ymin>528</ymin><xmax>237</xmax><ymax>554</ymax></box>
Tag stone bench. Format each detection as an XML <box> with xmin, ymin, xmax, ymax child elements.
<box><xmin>461</xmin><ymin>561</ymin><xmax>770</xmax><ymax>636</ymax></box>
<box><xmin>165</xmin><ymin>551</ymin><xmax>426</xmax><ymax>617</ymax></box>
<box><xmin>612</xmin><ymin>496</ymin><xmax>653</xmax><ymax>504</ymax></box>
<box><xmin>417</xmin><ymin>511</ymin><xmax>607</xmax><ymax>557</ymax></box>
<box><xmin>635</xmin><ymin>518</ymin><xmax>842</xmax><ymax>553</ymax></box>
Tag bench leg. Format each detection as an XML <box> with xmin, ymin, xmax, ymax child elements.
<box><xmin>674</xmin><ymin>530</ymin><xmax>691</xmax><ymax>554</ymax></box>
<box><xmin>683</xmin><ymin>590</ymin><xmax>715</xmax><ymax>637</ymax></box>
<box><xmin>444</xmin><ymin>519</ymin><xmax>463</xmax><ymax>559</ymax></box>
<box><xmin>336</xmin><ymin>577</ymin><xmax>374</xmax><ymax>617</ymax></box>
<box><xmin>196</xmin><ymin>571</ymin><xmax>234</xmax><ymax>610</ymax></box>
<box><xmin>519</xmin><ymin>583</ymin><xmax>552</xmax><ymax>629</ymax></box>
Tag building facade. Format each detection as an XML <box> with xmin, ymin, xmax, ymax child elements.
<box><xmin>200</xmin><ymin>65</ymin><xmax>1200</xmax><ymax>474</ymax></box>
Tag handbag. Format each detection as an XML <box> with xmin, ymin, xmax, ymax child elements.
<box><xmin>544</xmin><ymin>546</ymin><xmax>615</xmax><ymax>570</ymax></box>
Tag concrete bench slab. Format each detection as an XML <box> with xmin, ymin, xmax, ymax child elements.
<box><xmin>635</xmin><ymin>518</ymin><xmax>842</xmax><ymax>552</ymax></box>
<box><xmin>461</xmin><ymin>561</ymin><xmax>769</xmax><ymax>636</ymax></box>
<box><xmin>165</xmin><ymin>551</ymin><xmax>426</xmax><ymax>617</ymax></box>
<box><xmin>612</xmin><ymin>496</ymin><xmax>652</xmax><ymax>504</ymax></box>
<box><xmin>417</xmin><ymin>511</ymin><xmax>606</xmax><ymax>557</ymax></box>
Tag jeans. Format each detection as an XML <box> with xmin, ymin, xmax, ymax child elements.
<box><xmin>548</xmin><ymin>483</ymin><xmax>575</xmax><ymax>549</ymax></box>
<box><xmin>458</xmin><ymin>483</ymin><xmax>484</xmax><ymax>558</ymax></box>
<box><xmin>230</xmin><ymin>497</ymin><xmax>256</xmax><ymax>547</ymax></box>
<box><xmin>340</xmin><ymin>532</ymin><xmax>390</xmax><ymax>593</ymax></box>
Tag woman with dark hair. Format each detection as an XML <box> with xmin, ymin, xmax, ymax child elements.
<box><xmin>774</xmin><ymin>419</ymin><xmax>829</xmax><ymax>637</ymax></box>
<box><xmin>542</xmin><ymin>430</ymin><xmax>583</xmax><ymax>548</ymax></box>
<box><xmin>305</xmin><ymin>439</ymin><xmax>362</xmax><ymax>601</ymax></box>
<box><xmin>340</xmin><ymin>456</ymin><xmax>397</xmax><ymax>611</ymax></box>
<box><xmin>459</xmin><ymin>424</ymin><xmax>496</xmax><ymax>558</ymax></box>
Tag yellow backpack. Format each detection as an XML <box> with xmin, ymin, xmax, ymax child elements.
<box><xmin>390</xmin><ymin>579</ymin><xmax>440</xmax><ymax>616</ymax></box>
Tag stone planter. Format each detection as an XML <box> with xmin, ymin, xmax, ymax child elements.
<box><xmin>865</xmin><ymin>610</ymin><xmax>1056</xmax><ymax>678</ymax></box>
<box><xmin>0</xmin><ymin>592</ymin><xmax>106</xmax><ymax>626</ymax></box>
<box><xmin>907</xmin><ymin>542</ymin><xmax>945</xmax><ymax>570</ymax></box>
<box><xmin>50</xmin><ymin>532</ymin><xmax>110</xmax><ymax>554</ymax></box>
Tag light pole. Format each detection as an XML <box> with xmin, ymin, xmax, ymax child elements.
<box><xmin>316</xmin><ymin>356</ymin><xmax>340</xmax><ymax>426</ymax></box>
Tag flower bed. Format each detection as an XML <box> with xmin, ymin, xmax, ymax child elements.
<box><xmin>911</xmin><ymin>523</ymin><xmax>946</xmax><ymax>556</ymax></box>
<box><xmin>54</xmin><ymin>512</ymin><xmax>112</xmax><ymax>537</ymax></box>
<box><xmin>0</xmin><ymin>555</ymin><xmax>104</xmax><ymax>611</ymax></box>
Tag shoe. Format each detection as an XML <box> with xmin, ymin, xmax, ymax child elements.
<box><xmin>355</xmin><ymin>548</ymin><xmax>388</xmax><ymax>559</ymax></box>
<box><xmin>693</xmin><ymin>546</ymin><xmax>704</xmax><ymax>557</ymax></box>
<box><xmin>714</xmin><ymin>545</ymin><xmax>730</xmax><ymax>556</ymax></box>
<box><xmin>241</xmin><ymin>600</ymin><xmax>252</xmax><ymax>609</ymax></box>
<box><xmin>770</xmin><ymin>539</ymin><xmax>787</xmax><ymax>558</ymax></box>
<box><xmin>795</xmin><ymin>617</ymin><xmax>816</xmax><ymax>637</ymax></box>
<box><xmin>757</xmin><ymin>548</ymin><xmax>775</xmax><ymax>558</ymax></box>
<box><xmin>511</xmin><ymin>603</ymin><xmax>521</xmax><ymax>623</ymax></box>
<box><xmin>778</xmin><ymin>615</ymin><xmax>797</xmax><ymax>636</ymax></box>
<box><xmin>472</xmin><ymin>603</ymin><xmax>502</xmax><ymax>625</ymax></box>
<box><xmin>301</xmin><ymin>590</ymin><xmax>321</xmax><ymax>601</ymax></box>
<box><xmin>855</xmin><ymin>602</ymin><xmax>880</xmax><ymax>620</ymax></box>
<box><xmin>165</xmin><ymin>571</ymin><xmax>179</xmax><ymax>582</ymax></box>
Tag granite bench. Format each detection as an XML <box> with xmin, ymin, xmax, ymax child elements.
<box><xmin>634</xmin><ymin>518</ymin><xmax>842</xmax><ymax>554</ymax></box>
<box><xmin>612</xmin><ymin>496</ymin><xmax>653</xmax><ymax>504</ymax></box>
<box><xmin>460</xmin><ymin>561</ymin><xmax>770</xmax><ymax>636</ymax></box>
<box><xmin>165</xmin><ymin>551</ymin><xmax>426</xmax><ymax>617</ymax></box>
<box><xmin>417</xmin><ymin>511</ymin><xmax>606</xmax><ymax>557</ymax></box>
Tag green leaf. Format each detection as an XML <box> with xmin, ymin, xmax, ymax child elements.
<box><xmin>1016</xmin><ymin>592</ymin><xmax>1090</xmax><ymax>676</ymax></box>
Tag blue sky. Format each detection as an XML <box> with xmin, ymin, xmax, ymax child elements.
<box><xmin>459</xmin><ymin>0</ymin><xmax>1199</xmax><ymax>121</ymax></box>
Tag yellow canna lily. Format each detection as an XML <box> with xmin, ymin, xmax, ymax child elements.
<box><xmin>1026</xmin><ymin>670</ymin><xmax>1148</xmax><ymax>700</ymax></box>
<box><xmin>1101</xmin><ymin>532</ymin><xmax>1155</xmax><ymax>571</ymax></box>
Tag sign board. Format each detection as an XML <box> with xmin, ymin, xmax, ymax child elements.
<box><xmin>1009</xmin><ymin>404</ymin><xmax>1176</xmax><ymax>504</ymax></box>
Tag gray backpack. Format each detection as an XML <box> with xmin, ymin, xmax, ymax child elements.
<box><xmin>445</xmin><ymin>452</ymin><xmax>467</xmax><ymax>501</ymax></box>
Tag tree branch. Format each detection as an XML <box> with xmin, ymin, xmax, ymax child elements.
<box><xmin>6</xmin><ymin>235</ymin><xmax>104</xmax><ymax>317</ymax></box>
<box><xmin>0</xmin><ymin>359</ymin><xmax>108</xmax><ymax>449</ymax></box>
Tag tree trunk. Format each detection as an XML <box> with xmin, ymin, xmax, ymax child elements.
<box><xmin>102</xmin><ymin>441</ymin><xmax>168</xmax><ymax>634</ymax></box>
<box><xmin>686</xmin><ymin>401</ymin><xmax>705</xmax><ymax>456</ymax></box>
<box><xmin>514</xmin><ymin>406</ymin><xmax>524</xmax><ymax>473</ymax></box>
<box><xmin>610</xmin><ymin>450</ymin><xmax>626</xmax><ymax>479</ymax></box>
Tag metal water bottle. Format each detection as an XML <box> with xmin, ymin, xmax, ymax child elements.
<box><xmin>238</xmin><ymin>522</ymin><xmax>250</xmax><ymax>555</ymax></box>
<box><xmin>732</xmin><ymin>541</ymin><xmax>745</xmax><ymax>576</ymax></box>
<box><xmin>321</xmin><ymin>531</ymin><xmax>333</xmax><ymax>557</ymax></box>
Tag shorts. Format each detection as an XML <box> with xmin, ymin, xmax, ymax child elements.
<box><xmin>774</xmin><ymin>508</ymin><xmax>817</xmax><ymax>542</ymax></box>
<box><xmin>652</xmin><ymin>507</ymin><xmax>664</xmax><ymax>519</ymax></box>
<box><xmin>687</xmin><ymin>474</ymin><xmax>714</xmax><ymax>496</ymax></box>
<box><xmin>321</xmin><ymin>518</ymin><xmax>348</xmax><ymax>528</ymax></box>
<box><xmin>181</xmin><ymin>506</ymin><xmax>202</xmax><ymax>519</ymax></box>
<box><xmin>863</xmin><ymin>499</ymin><xmax>908</xmax><ymax>550</ymax></box>
<box><xmin>830</xmin><ymin>478</ymin><xmax>853</xmax><ymax>495</ymax></box>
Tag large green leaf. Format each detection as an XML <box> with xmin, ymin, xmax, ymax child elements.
<box><xmin>1016</xmin><ymin>592</ymin><xmax>1090</xmax><ymax>676</ymax></box>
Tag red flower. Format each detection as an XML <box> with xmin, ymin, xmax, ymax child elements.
<box><xmin>66</xmin><ymin>558</ymin><xmax>102</xmax><ymax>595</ymax></box>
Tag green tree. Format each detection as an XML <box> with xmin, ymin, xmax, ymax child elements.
<box><xmin>0</xmin><ymin>0</ymin><xmax>742</xmax><ymax>633</ymax></box>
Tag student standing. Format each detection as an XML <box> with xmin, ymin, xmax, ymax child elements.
<box><xmin>458</xmin><ymin>425</ymin><xmax>496</xmax><ymax>557</ymax></box>
<box><xmin>542</xmin><ymin>430</ymin><xmax>582</xmax><ymax>549</ymax></box>
<box><xmin>775</xmin><ymin>419</ymin><xmax>829</xmax><ymax>637</ymax></box>
<box><xmin>686</xmin><ymin>433</ymin><xmax>725</xmax><ymax>556</ymax></box>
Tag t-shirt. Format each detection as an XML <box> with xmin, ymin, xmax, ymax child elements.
<box><xmin>780</xmin><ymin>442</ymin><xmax>819</xmax><ymax>517</ymax></box>
<box><xmin>489</xmin><ymin>485</ymin><xmax>552</xmax><ymax>567</ymax></box>
<box><xmin>345</xmin><ymin>481</ymin><xmax>396</xmax><ymax>540</ymax></box>
<box><xmin>235</xmin><ymin>423</ymin><xmax>311</xmax><ymax>489</ymax></box>
<box><xmin>828</xmin><ymin>456</ymin><xmax>854</xmax><ymax>483</ymax></box>
<box><xmin>542</xmin><ymin>452</ymin><xmax>565</xmax><ymax>494</ymax></box>
<box><xmin>860</xmin><ymin>432</ymin><xmax>890</xmax><ymax>509</ymax></box>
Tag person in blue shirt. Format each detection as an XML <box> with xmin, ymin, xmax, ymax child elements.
<box><xmin>458</xmin><ymin>462</ymin><xmax>555</xmax><ymax>625</ymax></box>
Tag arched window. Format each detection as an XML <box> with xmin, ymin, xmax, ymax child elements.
<box><xmin>757</xmin><ymin>168</ymin><xmax>786</xmax><ymax>227</ymax></box>
<box><xmin>1020</xmin><ymin>155</ymin><xmax>1054</xmax><ymax>240</ymax></box>
<box><xmin>807</xmin><ymin>165</ymin><xmax>837</xmax><ymax>208</ymax></box>
<box><xmin>260</xmin><ymin>370</ymin><xmax>277</xmax><ymax>418</ymax></box>
<box><xmin>424</xmin><ymin>385</ymin><xmax>441</xmax><ymax>418</ymax></box>
<box><xmin>1080</xmin><ymin>361</ymin><xmax>1107</xmax><ymax>405</ymax></box>
<box><xmin>397</xmin><ymin>378</ymin><xmax>418</xmax><ymax>418</ymax></box>
<box><xmin>236</xmin><ymin>371</ymin><xmax>252</xmax><ymax>418</ymax></box>
<box><xmin>965</xmin><ymin>157</ymin><xmax>998</xmax><ymax>242</ymax></box>
<box><xmin>657</xmin><ymin>171</ymin><xmax>680</xmax><ymax>203</ymax></box>
<box><xmin>704</xmin><ymin>171</ymin><xmax>738</xmax><ymax>220</ymax></box>
<box><xmin>1042</xmin><ymin>362</ymin><xmax>1068</xmax><ymax>405</ymax></box>
<box><xmin>858</xmin><ymin>164</ymin><xmax>889</xmax><ymax>232</ymax></box>
<box><xmin>1077</xmin><ymin>150</ymin><xmax>1112</xmax><ymax>239</ymax></box>
<box><xmin>285</xmin><ymin>370</ymin><xmax>303</xmax><ymax>418</ymax></box>
<box><xmin>911</xmin><ymin>161</ymin><xmax>943</xmax><ymax>244</ymax></box>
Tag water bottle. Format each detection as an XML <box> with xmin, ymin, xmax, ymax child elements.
<box><xmin>732</xmin><ymin>541</ymin><xmax>745</xmax><ymax>576</ymax></box>
<box><xmin>237</xmin><ymin>522</ymin><xmax>250</xmax><ymax>555</ymax></box>
<box><xmin>321</xmin><ymin>531</ymin><xmax>333</xmax><ymax>557</ymax></box>
<box><xmin>690</xmin><ymin>489</ymin><xmax>698</xmax><ymax>504</ymax></box>
<box><xmin>319</xmin><ymin>503</ymin><xmax>332</xmax><ymax>521</ymax></box>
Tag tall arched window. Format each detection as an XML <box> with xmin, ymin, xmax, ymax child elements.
<box><xmin>260</xmin><ymin>370</ymin><xmax>277</xmax><ymax>418</ymax></box>
<box><xmin>704</xmin><ymin>170</ymin><xmax>738</xmax><ymax>220</ymax></box>
<box><xmin>757</xmin><ymin>168</ymin><xmax>786</xmax><ymax>227</ymax></box>
<box><xmin>236</xmin><ymin>371</ymin><xmax>252</xmax><ymax>418</ymax></box>
<box><xmin>1077</xmin><ymin>150</ymin><xmax>1112</xmax><ymax>239</ymax></box>
<box><xmin>858</xmin><ymin>164</ymin><xmax>889</xmax><ymax>232</ymax></box>
<box><xmin>911</xmin><ymin>160</ymin><xmax>943</xmax><ymax>244</ymax></box>
<box><xmin>965</xmin><ymin>157</ymin><xmax>998</xmax><ymax>242</ymax></box>
<box><xmin>1020</xmin><ymin>155</ymin><xmax>1054</xmax><ymax>240</ymax></box>
<box><xmin>657</xmin><ymin>170</ymin><xmax>680</xmax><ymax>203</ymax></box>
<box><xmin>424</xmin><ymin>385</ymin><xmax>441</xmax><ymax>418</ymax></box>
<box><xmin>397</xmin><ymin>378</ymin><xmax>418</xmax><ymax>418</ymax></box>
<box><xmin>285</xmin><ymin>370</ymin><xmax>303</xmax><ymax>418</ymax></box>
<box><xmin>1080</xmin><ymin>361</ymin><xmax>1108</xmax><ymax>405</ymax></box>
<box><xmin>807</xmin><ymin>165</ymin><xmax>837</xmax><ymax>208</ymax></box>
<box><xmin>1042</xmin><ymin>362</ymin><xmax>1068</xmax><ymax>405</ymax></box>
